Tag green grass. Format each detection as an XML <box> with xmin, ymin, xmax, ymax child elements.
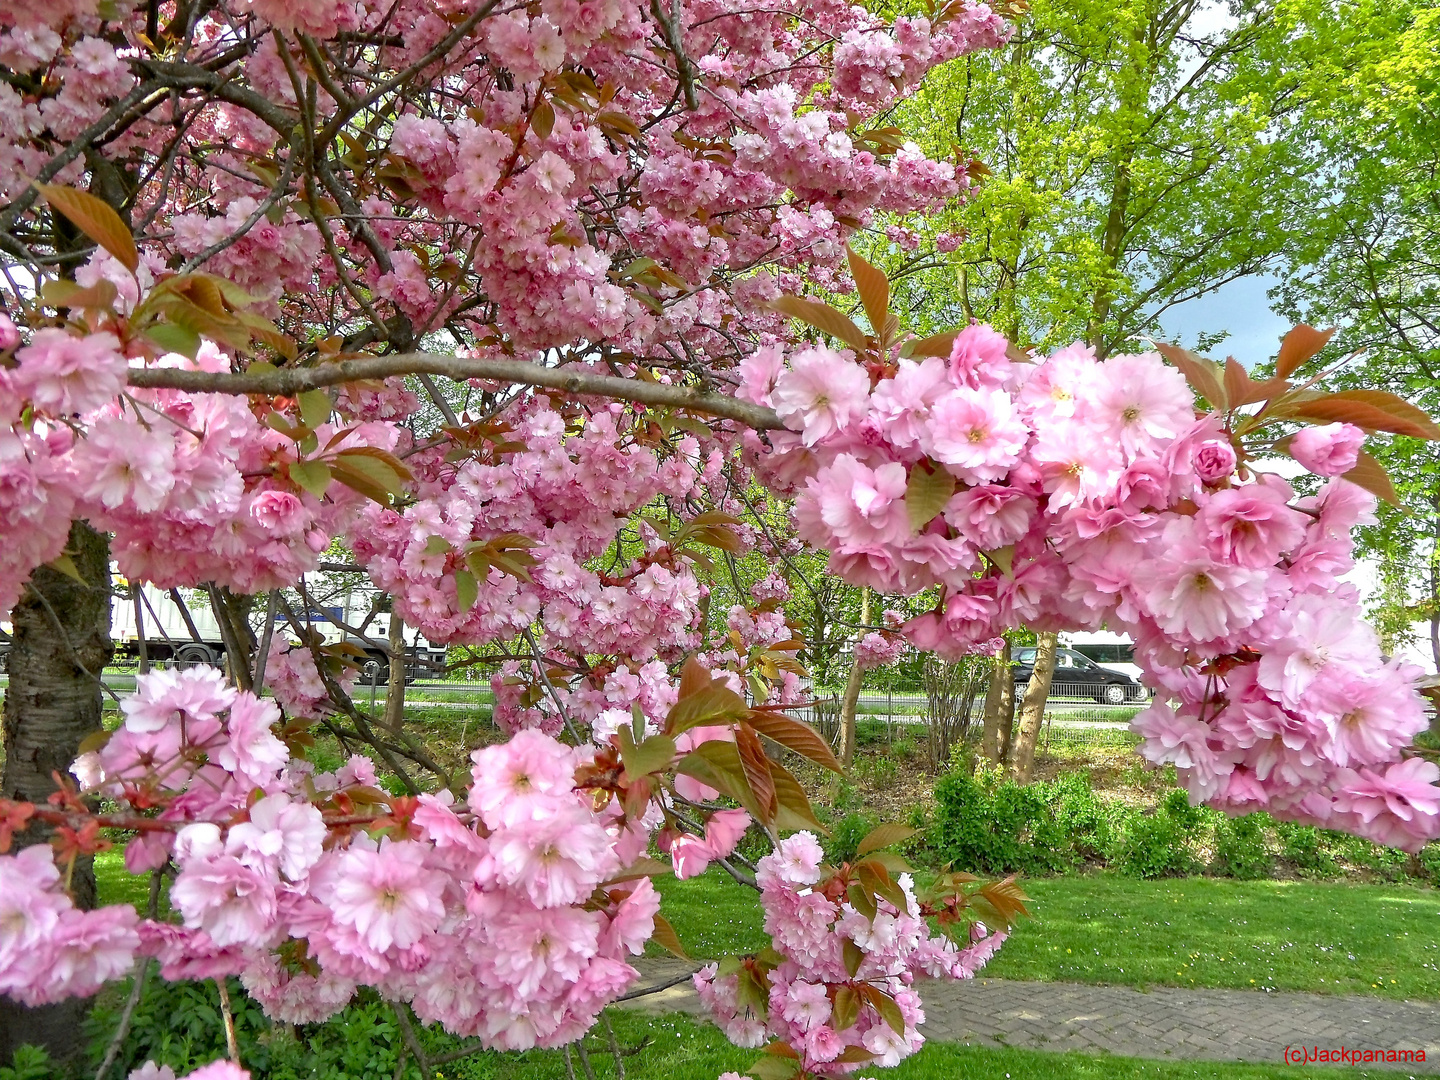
<box><xmin>651</xmin><ymin>871</ymin><xmax>1440</xmax><ymax>1000</ymax></box>
<box><xmin>428</xmin><ymin>1012</ymin><xmax>1426</xmax><ymax>1080</ymax></box>
<box><xmin>983</xmin><ymin>875</ymin><xmax>1440</xmax><ymax>999</ymax></box>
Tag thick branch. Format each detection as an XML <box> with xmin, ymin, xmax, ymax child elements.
<box><xmin>127</xmin><ymin>354</ymin><xmax>786</xmax><ymax>429</ymax></box>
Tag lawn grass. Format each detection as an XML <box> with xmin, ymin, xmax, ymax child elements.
<box><xmin>652</xmin><ymin>870</ymin><xmax>1440</xmax><ymax>1000</ymax></box>
<box><xmin>431</xmin><ymin>1010</ymin><xmax>1419</xmax><ymax>1080</ymax></box>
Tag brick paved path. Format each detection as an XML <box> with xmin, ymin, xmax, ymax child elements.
<box><xmin>625</xmin><ymin>961</ymin><xmax>1440</xmax><ymax>1070</ymax></box>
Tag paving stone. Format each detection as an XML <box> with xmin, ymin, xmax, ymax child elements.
<box><xmin>621</xmin><ymin>963</ymin><xmax>1440</xmax><ymax>1070</ymax></box>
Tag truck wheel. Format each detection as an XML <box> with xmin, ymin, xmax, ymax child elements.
<box><xmin>362</xmin><ymin>658</ymin><xmax>389</xmax><ymax>684</ymax></box>
<box><xmin>176</xmin><ymin>643</ymin><xmax>217</xmax><ymax>666</ymax></box>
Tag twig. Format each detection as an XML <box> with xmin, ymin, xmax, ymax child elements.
<box><xmin>215</xmin><ymin>978</ymin><xmax>240</xmax><ymax>1063</ymax></box>
<box><xmin>615</xmin><ymin>967</ymin><xmax>701</xmax><ymax>1001</ymax></box>
<box><xmin>523</xmin><ymin>628</ymin><xmax>584</xmax><ymax>743</ymax></box>
<box><xmin>603</xmin><ymin>1013</ymin><xmax>626</xmax><ymax>1080</ymax></box>
<box><xmin>390</xmin><ymin>1000</ymin><xmax>433</xmax><ymax>1080</ymax></box>
<box><xmin>94</xmin><ymin>957</ymin><xmax>152</xmax><ymax>1080</ymax></box>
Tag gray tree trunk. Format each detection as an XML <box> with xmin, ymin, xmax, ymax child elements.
<box><xmin>836</xmin><ymin>588</ymin><xmax>869</xmax><ymax>770</ymax></box>
<box><xmin>0</xmin><ymin>522</ymin><xmax>112</xmax><ymax>1066</ymax></box>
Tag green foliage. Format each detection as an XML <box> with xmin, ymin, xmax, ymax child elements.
<box><xmin>1211</xmin><ymin>816</ymin><xmax>1274</xmax><ymax>880</ymax></box>
<box><xmin>824</xmin><ymin>811</ymin><xmax>877</xmax><ymax>865</ymax></box>
<box><xmin>931</xmin><ymin>770</ymin><xmax>1078</xmax><ymax>874</ymax></box>
<box><xmin>1276</xmin><ymin>822</ymin><xmax>1340</xmax><ymax>878</ymax></box>
<box><xmin>87</xmin><ymin>977</ymin><xmax>280</xmax><ymax>1080</ymax></box>
<box><xmin>0</xmin><ymin>1047</ymin><xmax>53</xmax><ymax>1080</ymax></box>
<box><xmin>1110</xmin><ymin>809</ymin><xmax>1196</xmax><ymax>880</ymax></box>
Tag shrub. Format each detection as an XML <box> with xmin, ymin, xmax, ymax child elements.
<box><xmin>1111</xmin><ymin>810</ymin><xmax>1194</xmax><ymax>879</ymax></box>
<box><xmin>932</xmin><ymin>772</ymin><xmax>1074</xmax><ymax>875</ymax></box>
<box><xmin>824</xmin><ymin>812</ymin><xmax>876</xmax><ymax>865</ymax></box>
<box><xmin>1277</xmin><ymin>822</ymin><xmax>1339</xmax><ymax>877</ymax></box>
<box><xmin>1</xmin><ymin>1047</ymin><xmax>52</xmax><ymax>1080</ymax></box>
<box><xmin>1211</xmin><ymin>814</ymin><xmax>1273</xmax><ymax>879</ymax></box>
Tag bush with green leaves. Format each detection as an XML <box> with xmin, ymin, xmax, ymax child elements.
<box><xmin>1211</xmin><ymin>815</ymin><xmax>1273</xmax><ymax>880</ymax></box>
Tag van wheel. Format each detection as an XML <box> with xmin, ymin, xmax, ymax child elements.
<box><xmin>176</xmin><ymin>643</ymin><xmax>217</xmax><ymax>666</ymax></box>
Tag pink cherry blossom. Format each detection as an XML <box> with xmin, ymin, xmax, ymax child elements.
<box><xmin>771</xmin><ymin>347</ymin><xmax>871</xmax><ymax>446</ymax></box>
<box><xmin>1290</xmin><ymin>422</ymin><xmax>1364</xmax><ymax>476</ymax></box>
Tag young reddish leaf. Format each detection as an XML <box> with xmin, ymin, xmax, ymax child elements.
<box><xmin>763</xmin><ymin>1041</ymin><xmax>799</xmax><ymax>1060</ymax></box>
<box><xmin>846</xmin><ymin>245</ymin><xmax>890</xmax><ymax>339</ymax></box>
<box><xmin>857</xmin><ymin>823</ymin><xmax>917</xmax><ymax>856</ymax></box>
<box><xmin>769</xmin><ymin>758</ymin><xmax>827</xmax><ymax>833</ymax></box>
<box><xmin>36</xmin><ymin>183</ymin><xmax>138</xmax><ymax>272</ymax></box>
<box><xmin>903</xmin><ymin>330</ymin><xmax>957</xmax><ymax>359</ymax></box>
<box><xmin>768</xmin><ymin>295</ymin><xmax>869</xmax><ymax>353</ymax></box>
<box><xmin>743</xmin><ymin>709</ymin><xmax>843</xmax><ymax>773</ymax></box>
<box><xmin>532</xmin><ymin>97</ymin><xmax>556</xmax><ymax>140</ymax></box>
<box><xmin>601</xmin><ymin>857</ymin><xmax>674</xmax><ymax>884</ymax></box>
<box><xmin>677</xmin><ymin>655</ymin><xmax>712</xmax><ymax>701</ymax></box>
<box><xmin>832</xmin><ymin>986</ymin><xmax>860</xmax><ymax>1031</ymax></box>
<box><xmin>869</xmin><ymin>987</ymin><xmax>906</xmax><ymax>1036</ymax></box>
<box><xmin>1275</xmin><ymin>324</ymin><xmax>1335</xmax><ymax>380</ymax></box>
<box><xmin>1340</xmin><ymin>450</ymin><xmax>1400</xmax><ymax>505</ymax></box>
<box><xmin>650</xmin><ymin>913</ymin><xmax>688</xmax><ymax>959</ymax></box>
<box><xmin>1234</xmin><ymin>375</ymin><xmax>1291</xmax><ymax>407</ymax></box>
<box><xmin>976</xmin><ymin>875</ymin><xmax>1032</xmax><ymax>928</ymax></box>
<box><xmin>843</xmin><ymin>938</ymin><xmax>863</xmax><ymax>977</ymax></box>
<box><xmin>834</xmin><ymin>1046</ymin><xmax>876</xmax><ymax>1064</ymax></box>
<box><xmin>736</xmin><ymin>724</ymin><xmax>777</xmax><ymax>824</ymax></box>
<box><xmin>1274</xmin><ymin>390</ymin><xmax>1440</xmax><ymax>439</ymax></box>
<box><xmin>1156</xmin><ymin>342</ymin><xmax>1228</xmax><ymax>412</ymax></box>
<box><xmin>905</xmin><ymin>462</ymin><xmax>956</xmax><ymax>533</ymax></box>
<box><xmin>1223</xmin><ymin>357</ymin><xmax>1252</xmax><ymax>407</ymax></box>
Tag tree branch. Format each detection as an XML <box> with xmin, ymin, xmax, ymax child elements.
<box><xmin>127</xmin><ymin>354</ymin><xmax>786</xmax><ymax>429</ymax></box>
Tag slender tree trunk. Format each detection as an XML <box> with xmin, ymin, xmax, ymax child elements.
<box><xmin>981</xmin><ymin>639</ymin><xmax>1014</xmax><ymax>764</ymax></box>
<box><xmin>837</xmin><ymin>588</ymin><xmax>870</xmax><ymax>770</ymax></box>
<box><xmin>0</xmin><ymin>523</ymin><xmax>112</xmax><ymax>1065</ymax></box>
<box><xmin>1011</xmin><ymin>631</ymin><xmax>1057</xmax><ymax>784</ymax></box>
<box><xmin>385</xmin><ymin>610</ymin><xmax>406</xmax><ymax>732</ymax></box>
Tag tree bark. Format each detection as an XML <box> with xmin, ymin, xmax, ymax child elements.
<box><xmin>1010</xmin><ymin>631</ymin><xmax>1057</xmax><ymax>784</ymax></box>
<box><xmin>0</xmin><ymin>522</ymin><xmax>112</xmax><ymax>1066</ymax></box>
<box><xmin>836</xmin><ymin>588</ymin><xmax>869</xmax><ymax>770</ymax></box>
<box><xmin>385</xmin><ymin>610</ymin><xmax>406</xmax><ymax>733</ymax></box>
<box><xmin>981</xmin><ymin>640</ymin><xmax>1015</xmax><ymax>764</ymax></box>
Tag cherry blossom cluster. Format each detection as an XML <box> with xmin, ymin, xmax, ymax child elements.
<box><xmin>741</xmin><ymin>327</ymin><xmax>1440</xmax><ymax>850</ymax></box>
<box><xmin>694</xmin><ymin>834</ymin><xmax>1006</xmax><ymax>1076</ymax></box>
<box><xmin>9</xmin><ymin>668</ymin><xmax>666</xmax><ymax>1050</ymax></box>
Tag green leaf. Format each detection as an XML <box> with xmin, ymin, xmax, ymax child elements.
<box><xmin>144</xmin><ymin>321</ymin><xmax>202</xmax><ymax>358</ymax></box>
<box><xmin>843</xmin><ymin>938</ymin><xmax>864</xmax><ymax>977</ymax></box>
<box><xmin>905</xmin><ymin>463</ymin><xmax>956</xmax><ymax>533</ymax></box>
<box><xmin>298</xmin><ymin>389</ymin><xmax>332</xmax><ymax>429</ymax></box>
<box><xmin>425</xmin><ymin>535</ymin><xmax>453</xmax><ymax>556</ymax></box>
<box><xmin>287</xmin><ymin>460</ymin><xmax>332</xmax><ymax>499</ymax></box>
<box><xmin>35</xmin><ymin>183</ymin><xmax>138</xmax><ymax>271</ymax></box>
<box><xmin>618</xmin><ymin>731</ymin><xmax>676</xmax><ymax>781</ymax></box>
<box><xmin>832</xmin><ymin>986</ymin><xmax>860</xmax><ymax>1031</ymax></box>
<box><xmin>748</xmin><ymin>1056</ymin><xmax>799</xmax><ymax>1080</ymax></box>
<box><xmin>454</xmin><ymin>569</ymin><xmax>478</xmax><ymax>612</ymax></box>
<box><xmin>666</xmin><ymin>682</ymin><xmax>749</xmax><ymax>735</ymax></box>
<box><xmin>870</xmin><ymin>987</ymin><xmax>906</xmax><ymax>1036</ymax></box>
